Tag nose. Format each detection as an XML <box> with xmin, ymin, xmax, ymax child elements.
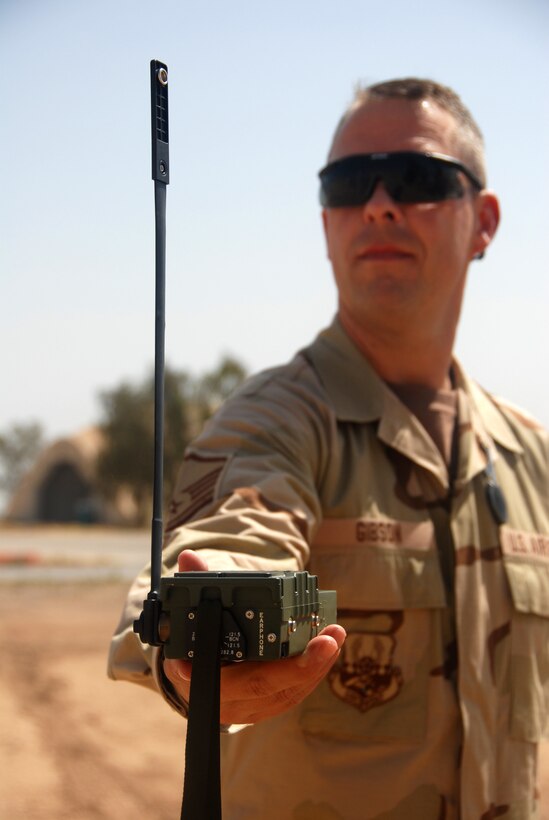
<box><xmin>362</xmin><ymin>182</ymin><xmax>402</xmax><ymax>223</ymax></box>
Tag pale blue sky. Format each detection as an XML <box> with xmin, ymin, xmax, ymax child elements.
<box><xmin>1</xmin><ymin>0</ymin><xmax>548</xmax><ymax>440</ymax></box>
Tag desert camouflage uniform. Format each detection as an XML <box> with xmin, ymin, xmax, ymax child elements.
<box><xmin>109</xmin><ymin>319</ymin><xmax>549</xmax><ymax>819</ymax></box>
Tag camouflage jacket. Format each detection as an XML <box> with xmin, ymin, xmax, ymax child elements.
<box><xmin>109</xmin><ymin>318</ymin><xmax>549</xmax><ymax>819</ymax></box>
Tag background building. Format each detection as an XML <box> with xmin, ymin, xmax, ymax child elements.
<box><xmin>5</xmin><ymin>428</ymin><xmax>137</xmax><ymax>525</ymax></box>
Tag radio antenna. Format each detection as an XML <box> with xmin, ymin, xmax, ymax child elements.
<box><xmin>134</xmin><ymin>59</ymin><xmax>170</xmax><ymax>645</ymax></box>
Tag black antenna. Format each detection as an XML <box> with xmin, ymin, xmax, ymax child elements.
<box><xmin>133</xmin><ymin>59</ymin><xmax>170</xmax><ymax>645</ymax></box>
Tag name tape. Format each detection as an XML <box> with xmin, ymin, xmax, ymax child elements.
<box><xmin>501</xmin><ymin>526</ymin><xmax>549</xmax><ymax>563</ymax></box>
<box><xmin>313</xmin><ymin>517</ymin><xmax>435</xmax><ymax>552</ymax></box>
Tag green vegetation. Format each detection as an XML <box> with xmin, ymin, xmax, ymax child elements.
<box><xmin>96</xmin><ymin>357</ymin><xmax>247</xmax><ymax>523</ymax></box>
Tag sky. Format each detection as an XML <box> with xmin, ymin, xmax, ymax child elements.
<box><xmin>1</xmin><ymin>0</ymin><xmax>548</xmax><ymax>443</ymax></box>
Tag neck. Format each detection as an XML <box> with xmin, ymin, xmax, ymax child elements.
<box><xmin>338</xmin><ymin>307</ymin><xmax>456</xmax><ymax>390</ymax></box>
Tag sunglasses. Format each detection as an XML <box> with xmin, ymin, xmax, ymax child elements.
<box><xmin>318</xmin><ymin>151</ymin><xmax>483</xmax><ymax>208</ymax></box>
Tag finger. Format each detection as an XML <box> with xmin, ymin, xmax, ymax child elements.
<box><xmin>310</xmin><ymin>623</ymin><xmax>347</xmax><ymax>648</ymax></box>
<box><xmin>177</xmin><ymin>549</ymin><xmax>209</xmax><ymax>572</ymax></box>
<box><xmin>164</xmin><ymin>658</ymin><xmax>192</xmax><ymax>701</ymax></box>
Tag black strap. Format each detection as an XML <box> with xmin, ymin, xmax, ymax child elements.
<box><xmin>181</xmin><ymin>597</ymin><xmax>223</xmax><ymax>820</ymax></box>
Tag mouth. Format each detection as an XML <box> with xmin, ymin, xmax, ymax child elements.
<box><xmin>357</xmin><ymin>245</ymin><xmax>414</xmax><ymax>261</ymax></box>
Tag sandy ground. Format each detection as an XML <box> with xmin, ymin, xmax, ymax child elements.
<box><xmin>0</xmin><ymin>581</ymin><xmax>186</xmax><ymax>819</ymax></box>
<box><xmin>0</xmin><ymin>525</ymin><xmax>548</xmax><ymax>819</ymax></box>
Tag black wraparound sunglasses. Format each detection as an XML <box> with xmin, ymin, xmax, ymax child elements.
<box><xmin>318</xmin><ymin>151</ymin><xmax>483</xmax><ymax>208</ymax></box>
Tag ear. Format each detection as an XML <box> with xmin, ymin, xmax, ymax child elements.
<box><xmin>471</xmin><ymin>190</ymin><xmax>500</xmax><ymax>259</ymax></box>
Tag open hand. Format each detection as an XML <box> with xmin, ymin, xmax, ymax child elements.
<box><xmin>163</xmin><ymin>550</ymin><xmax>346</xmax><ymax>725</ymax></box>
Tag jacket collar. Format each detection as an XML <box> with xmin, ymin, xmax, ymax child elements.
<box><xmin>303</xmin><ymin>317</ymin><xmax>386</xmax><ymax>423</ymax></box>
<box><xmin>304</xmin><ymin>316</ymin><xmax>523</xmax><ymax>458</ymax></box>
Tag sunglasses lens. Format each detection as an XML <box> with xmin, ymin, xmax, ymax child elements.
<box><xmin>319</xmin><ymin>153</ymin><xmax>466</xmax><ymax>207</ymax></box>
<box><xmin>391</xmin><ymin>155</ymin><xmax>464</xmax><ymax>203</ymax></box>
<box><xmin>319</xmin><ymin>156</ymin><xmax>376</xmax><ymax>207</ymax></box>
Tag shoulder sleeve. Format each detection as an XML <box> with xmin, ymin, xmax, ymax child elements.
<box><xmin>162</xmin><ymin>353</ymin><xmax>332</xmax><ymax>569</ymax></box>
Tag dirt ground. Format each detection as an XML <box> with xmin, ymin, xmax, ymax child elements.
<box><xmin>0</xmin><ymin>582</ymin><xmax>185</xmax><ymax>819</ymax></box>
<box><xmin>1</xmin><ymin>579</ymin><xmax>548</xmax><ymax>819</ymax></box>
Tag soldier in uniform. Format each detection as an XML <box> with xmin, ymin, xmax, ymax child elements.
<box><xmin>109</xmin><ymin>78</ymin><xmax>549</xmax><ymax>818</ymax></box>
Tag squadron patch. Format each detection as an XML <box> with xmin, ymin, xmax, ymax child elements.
<box><xmin>328</xmin><ymin>628</ymin><xmax>404</xmax><ymax>713</ymax></box>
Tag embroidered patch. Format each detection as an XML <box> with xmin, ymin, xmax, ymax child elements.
<box><xmin>328</xmin><ymin>628</ymin><xmax>404</xmax><ymax>713</ymax></box>
<box><xmin>500</xmin><ymin>526</ymin><xmax>549</xmax><ymax>563</ymax></box>
<box><xmin>166</xmin><ymin>455</ymin><xmax>227</xmax><ymax>531</ymax></box>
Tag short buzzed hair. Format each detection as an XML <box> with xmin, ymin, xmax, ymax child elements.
<box><xmin>330</xmin><ymin>77</ymin><xmax>487</xmax><ymax>187</ymax></box>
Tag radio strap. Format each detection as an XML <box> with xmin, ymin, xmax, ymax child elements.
<box><xmin>180</xmin><ymin>597</ymin><xmax>223</xmax><ymax>820</ymax></box>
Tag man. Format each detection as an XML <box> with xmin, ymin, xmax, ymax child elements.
<box><xmin>109</xmin><ymin>79</ymin><xmax>549</xmax><ymax>818</ymax></box>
